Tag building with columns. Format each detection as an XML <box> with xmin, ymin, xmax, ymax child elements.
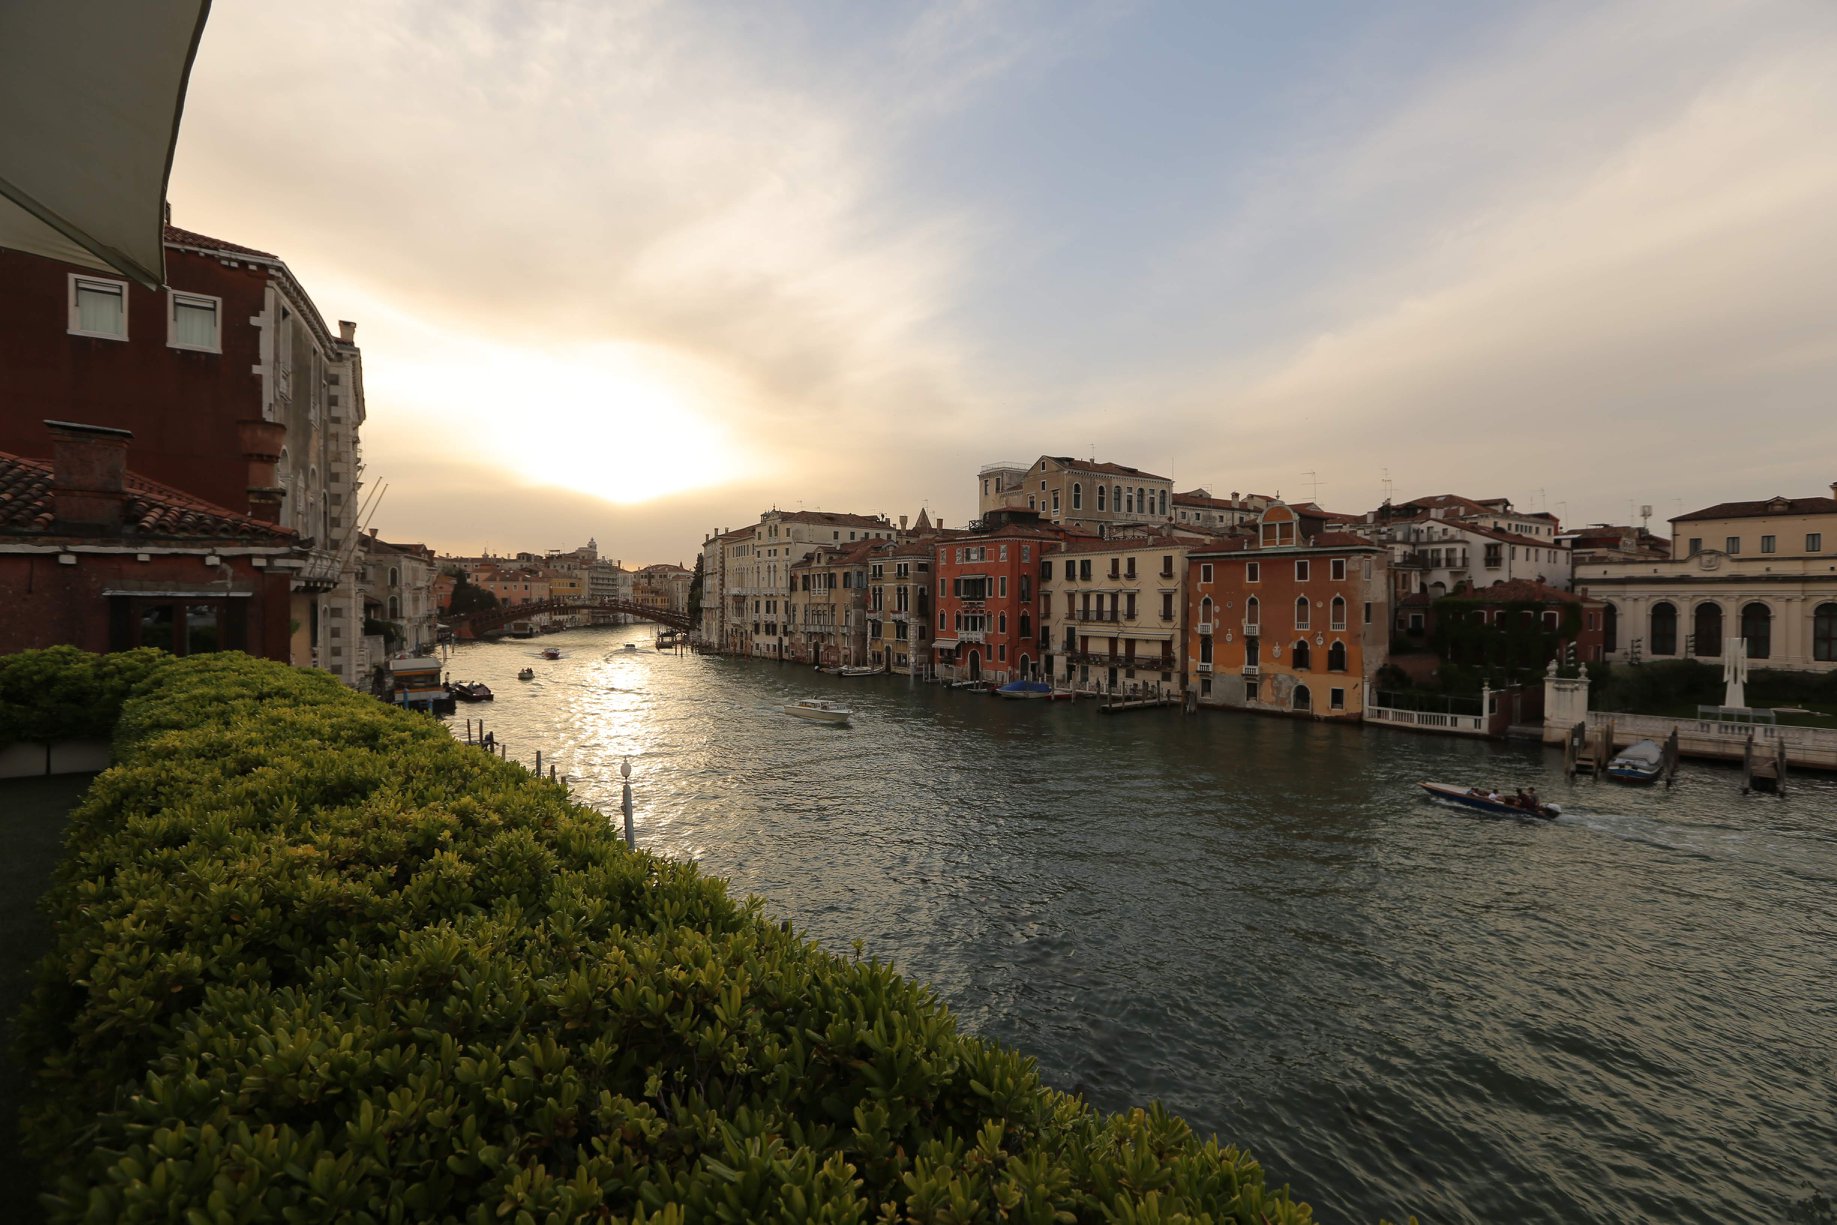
<box><xmin>1575</xmin><ymin>486</ymin><xmax>1837</xmax><ymax>671</ymax></box>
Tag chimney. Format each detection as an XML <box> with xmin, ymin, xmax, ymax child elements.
<box><xmin>45</xmin><ymin>420</ymin><xmax>131</xmax><ymax>533</ymax></box>
<box><xmin>236</xmin><ymin>419</ymin><xmax>288</xmax><ymax>523</ymax></box>
<box><xmin>900</xmin><ymin>514</ymin><xmax>908</xmax><ymax>531</ymax></box>
<box><xmin>339</xmin><ymin>320</ymin><xmax>357</xmax><ymax>344</ymax></box>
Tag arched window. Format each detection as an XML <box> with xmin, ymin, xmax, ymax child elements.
<box><xmin>1330</xmin><ymin>596</ymin><xmax>1346</xmax><ymax>631</ymax></box>
<box><xmin>1604</xmin><ymin>602</ymin><xmax>1618</xmax><ymax>652</ymax></box>
<box><xmin>1200</xmin><ymin>596</ymin><xmax>1214</xmax><ymax>628</ymax></box>
<box><xmin>1072</xmin><ymin>483</ymin><xmax>1082</xmax><ymax>510</ymax></box>
<box><xmin>1650</xmin><ymin>602</ymin><xmax>1677</xmax><ymax>655</ymax></box>
<box><xmin>1693</xmin><ymin>604</ymin><xmax>1722</xmax><ymax>657</ymax></box>
<box><xmin>1292</xmin><ymin>639</ymin><xmax>1312</xmax><ymax>670</ymax></box>
<box><xmin>1097</xmin><ymin>486</ymin><xmax>1106</xmax><ymax>511</ymax></box>
<box><xmin>1019</xmin><ymin>613</ymin><xmax>1032</xmax><ymax>640</ymax></box>
<box><xmin>1246</xmin><ymin>596</ymin><xmax>1259</xmax><ymax>630</ymax></box>
<box><xmin>1136</xmin><ymin>487</ymin><xmax>1146</xmax><ymax>513</ymax></box>
<box><xmin>1294</xmin><ymin>597</ymin><xmax>1310</xmax><ymax>631</ymax></box>
<box><xmin>1742</xmin><ymin>602</ymin><xmax>1771</xmax><ymax>659</ymax></box>
<box><xmin>387</xmin><ymin>596</ymin><xmax>400</xmax><ymax>619</ymax></box>
<box><xmin>1292</xmin><ymin>684</ymin><xmax>1312</xmax><ymax>712</ymax></box>
<box><xmin>1327</xmin><ymin>641</ymin><xmax>1347</xmax><ymax>672</ymax></box>
<box><xmin>1159</xmin><ymin>490</ymin><xmax>1168</xmax><ymax>516</ymax></box>
<box><xmin>1124</xmin><ymin>490</ymin><xmax>1133</xmax><ymax>514</ymax></box>
<box><xmin>1113</xmin><ymin>485</ymin><xmax>1122</xmax><ymax>512</ymax></box>
<box><xmin>1815</xmin><ymin>603</ymin><xmax>1837</xmax><ymax>662</ymax></box>
<box><xmin>389</xmin><ymin>566</ymin><xmax>399</xmax><ymax>588</ymax></box>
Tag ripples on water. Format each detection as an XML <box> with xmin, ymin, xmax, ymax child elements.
<box><xmin>443</xmin><ymin>629</ymin><xmax>1837</xmax><ymax>1223</ymax></box>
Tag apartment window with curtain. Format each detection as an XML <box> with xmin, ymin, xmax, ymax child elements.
<box><xmin>69</xmin><ymin>274</ymin><xmax>127</xmax><ymax>339</ymax></box>
<box><xmin>1761</xmin><ymin>535</ymin><xmax>1777</xmax><ymax>554</ymax></box>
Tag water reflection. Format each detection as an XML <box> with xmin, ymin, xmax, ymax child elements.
<box><xmin>440</xmin><ymin>627</ymin><xmax>1837</xmax><ymax>1224</ymax></box>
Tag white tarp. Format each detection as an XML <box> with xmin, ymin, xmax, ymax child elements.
<box><xmin>0</xmin><ymin>0</ymin><xmax>211</xmax><ymax>287</ymax></box>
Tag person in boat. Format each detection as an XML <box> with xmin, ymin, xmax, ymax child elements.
<box><xmin>1524</xmin><ymin>786</ymin><xmax>1542</xmax><ymax>814</ymax></box>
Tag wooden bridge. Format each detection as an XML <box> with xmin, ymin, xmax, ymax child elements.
<box><xmin>449</xmin><ymin>598</ymin><xmax>695</xmax><ymax>640</ymax></box>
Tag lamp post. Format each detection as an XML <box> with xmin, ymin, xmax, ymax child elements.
<box><xmin>620</xmin><ymin>757</ymin><xmax>635</xmax><ymax>848</ymax></box>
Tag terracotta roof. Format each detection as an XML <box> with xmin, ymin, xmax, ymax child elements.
<box><xmin>1172</xmin><ymin>490</ymin><xmax>1248</xmax><ymax>510</ymax></box>
<box><xmin>1400</xmin><ymin>493</ymin><xmax>1497</xmax><ymax>518</ymax></box>
<box><xmin>1045</xmin><ymin>456</ymin><xmax>1170</xmax><ymax>481</ymax></box>
<box><xmin>1444</xmin><ymin>579</ymin><xmax>1595</xmax><ymax>605</ymax></box>
<box><xmin>0</xmin><ymin>452</ymin><xmax>297</xmax><ymax>544</ymax></box>
<box><xmin>1673</xmin><ymin>495</ymin><xmax>1837</xmax><ymax>522</ymax></box>
<box><xmin>163</xmin><ymin>223</ymin><xmax>277</xmax><ymax>261</ymax></box>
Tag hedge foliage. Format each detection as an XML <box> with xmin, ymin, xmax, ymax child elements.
<box><xmin>0</xmin><ymin>645</ymin><xmax>169</xmax><ymax>745</ymax></box>
<box><xmin>17</xmin><ymin>653</ymin><xmax>1318</xmax><ymax>1224</ymax></box>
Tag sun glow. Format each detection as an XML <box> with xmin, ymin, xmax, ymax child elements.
<box><xmin>370</xmin><ymin>336</ymin><xmax>761</xmax><ymax>504</ymax></box>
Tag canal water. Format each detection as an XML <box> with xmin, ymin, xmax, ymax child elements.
<box><xmin>442</xmin><ymin>627</ymin><xmax>1836</xmax><ymax>1224</ymax></box>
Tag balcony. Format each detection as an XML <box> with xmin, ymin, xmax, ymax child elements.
<box><xmin>1196</xmin><ymin>621</ymin><xmax>1214</xmax><ymax>635</ymax></box>
<box><xmin>1243</xmin><ymin>665</ymin><xmax>1260</xmax><ymax>677</ymax></box>
<box><xmin>1195</xmin><ymin>662</ymin><xmax>1213</xmax><ymax>673</ymax></box>
<box><xmin>958</xmin><ymin>630</ymin><xmax>987</xmax><ymax>644</ymax></box>
<box><xmin>1242</xmin><ymin>620</ymin><xmax>1260</xmax><ymax>636</ymax></box>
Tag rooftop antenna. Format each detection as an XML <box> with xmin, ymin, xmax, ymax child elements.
<box><xmin>1639</xmin><ymin>503</ymin><xmax>1653</xmax><ymax>532</ymax></box>
<box><xmin>1535</xmin><ymin>487</ymin><xmax>1547</xmax><ymax>512</ymax></box>
<box><xmin>1380</xmin><ymin>467</ymin><xmax>1393</xmax><ymax>503</ymax></box>
<box><xmin>1301</xmin><ymin>470</ymin><xmax>1322</xmax><ymax>503</ymax></box>
<box><xmin>1556</xmin><ymin>500</ymin><xmax>1568</xmax><ymax>523</ymax></box>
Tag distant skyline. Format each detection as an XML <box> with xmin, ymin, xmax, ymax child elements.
<box><xmin>168</xmin><ymin>0</ymin><xmax>1837</xmax><ymax>565</ymax></box>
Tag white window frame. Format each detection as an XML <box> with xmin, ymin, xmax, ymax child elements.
<box><xmin>1295</xmin><ymin>559</ymin><xmax>1310</xmax><ymax>581</ymax></box>
<box><xmin>68</xmin><ymin>273</ymin><xmax>129</xmax><ymax>340</ymax></box>
<box><xmin>167</xmin><ymin>290</ymin><xmax>223</xmax><ymax>353</ymax></box>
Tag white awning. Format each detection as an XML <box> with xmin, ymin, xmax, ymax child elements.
<box><xmin>932</xmin><ymin>639</ymin><xmax>960</xmax><ymax>650</ymax></box>
<box><xmin>0</xmin><ymin>1</ymin><xmax>212</xmax><ymax>287</ymax></box>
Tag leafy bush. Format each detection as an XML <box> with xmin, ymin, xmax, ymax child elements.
<box><xmin>17</xmin><ymin>653</ymin><xmax>1318</xmax><ymax>1223</ymax></box>
<box><xmin>1589</xmin><ymin>659</ymin><xmax>1722</xmax><ymax>713</ymax></box>
<box><xmin>0</xmin><ymin>645</ymin><xmax>170</xmax><ymax>746</ymax></box>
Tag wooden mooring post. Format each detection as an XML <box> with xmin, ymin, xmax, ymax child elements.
<box><xmin>1743</xmin><ymin>734</ymin><xmax>1788</xmax><ymax>795</ymax></box>
<box><xmin>1662</xmin><ymin>728</ymin><xmax>1680</xmax><ymax>787</ymax></box>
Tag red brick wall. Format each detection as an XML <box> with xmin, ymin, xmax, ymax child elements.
<box><xmin>0</xmin><ymin>246</ymin><xmax>270</xmax><ymax>512</ymax></box>
<box><xmin>0</xmin><ymin>552</ymin><xmax>292</xmax><ymax>660</ymax></box>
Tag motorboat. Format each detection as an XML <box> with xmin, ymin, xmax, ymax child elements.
<box><xmin>782</xmin><ymin>699</ymin><xmax>852</xmax><ymax>724</ymax></box>
<box><xmin>995</xmin><ymin>680</ymin><xmax>1054</xmax><ymax>700</ymax></box>
<box><xmin>450</xmin><ymin>681</ymin><xmax>494</xmax><ymax>703</ymax></box>
<box><xmin>540</xmin><ymin>646</ymin><xmax>562</xmax><ymax>660</ymax></box>
<box><xmin>1606</xmin><ymin>739</ymin><xmax>1665</xmax><ymax>784</ymax></box>
<box><xmin>1418</xmin><ymin>781</ymin><xmax>1559</xmax><ymax>820</ymax></box>
<box><xmin>516</xmin><ymin>668</ymin><xmax>535</xmax><ymax>681</ymax></box>
<box><xmin>621</xmin><ymin>643</ymin><xmax>640</xmax><ymax>652</ymax></box>
<box><xmin>836</xmin><ymin>665</ymin><xmax>880</xmax><ymax>678</ymax></box>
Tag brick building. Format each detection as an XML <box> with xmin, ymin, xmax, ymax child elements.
<box><xmin>1186</xmin><ymin>502</ymin><xmax>1389</xmax><ymax>719</ymax></box>
<box><xmin>934</xmin><ymin>512</ymin><xmax>1084</xmax><ymax>684</ymax></box>
<box><xmin>0</xmin><ymin>422</ymin><xmax>299</xmax><ymax>659</ymax></box>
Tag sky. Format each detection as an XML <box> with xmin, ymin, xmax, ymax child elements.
<box><xmin>168</xmin><ymin>0</ymin><xmax>1837</xmax><ymax>566</ymax></box>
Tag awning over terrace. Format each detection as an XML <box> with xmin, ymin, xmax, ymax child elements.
<box><xmin>0</xmin><ymin>0</ymin><xmax>212</xmax><ymax>287</ymax></box>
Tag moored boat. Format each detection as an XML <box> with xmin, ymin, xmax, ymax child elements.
<box><xmin>450</xmin><ymin>681</ymin><xmax>494</xmax><ymax>702</ymax></box>
<box><xmin>782</xmin><ymin>698</ymin><xmax>852</xmax><ymax>724</ymax></box>
<box><xmin>516</xmin><ymin>668</ymin><xmax>535</xmax><ymax>681</ymax></box>
<box><xmin>1418</xmin><ymin>781</ymin><xmax>1559</xmax><ymax>820</ymax></box>
<box><xmin>836</xmin><ymin>665</ymin><xmax>879</xmax><ymax>678</ymax></box>
<box><xmin>1606</xmin><ymin>739</ymin><xmax>1665</xmax><ymax>784</ymax></box>
<box><xmin>995</xmin><ymin>680</ymin><xmax>1053</xmax><ymax>700</ymax></box>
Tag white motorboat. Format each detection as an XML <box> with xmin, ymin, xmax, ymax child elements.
<box><xmin>782</xmin><ymin>698</ymin><xmax>852</xmax><ymax>724</ymax></box>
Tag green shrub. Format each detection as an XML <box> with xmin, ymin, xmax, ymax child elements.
<box><xmin>0</xmin><ymin>645</ymin><xmax>170</xmax><ymax>745</ymax></box>
<box><xmin>17</xmin><ymin>653</ymin><xmax>1319</xmax><ymax>1223</ymax></box>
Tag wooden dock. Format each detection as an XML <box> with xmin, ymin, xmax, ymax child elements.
<box><xmin>1099</xmin><ymin>695</ymin><xmax>1179</xmax><ymax>714</ymax></box>
<box><xmin>1743</xmin><ymin>733</ymin><xmax>1788</xmax><ymax>795</ymax></box>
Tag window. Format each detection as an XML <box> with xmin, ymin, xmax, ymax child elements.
<box><xmin>163</xmin><ymin>291</ymin><xmax>222</xmax><ymax>351</ymax></box>
<box><xmin>1246</xmin><ymin>596</ymin><xmax>1260</xmax><ymax>629</ymax></box>
<box><xmin>1295</xmin><ymin>560</ymin><xmax>1310</xmax><ymax>581</ymax></box>
<box><xmin>1330</xmin><ymin>558</ymin><xmax>1346</xmax><ymax>581</ymax></box>
<box><xmin>999</xmin><ymin>544</ymin><xmax>1008</xmax><ymax>561</ymax></box>
<box><xmin>1294</xmin><ymin>597</ymin><xmax>1310</xmax><ymax>631</ymax></box>
<box><xmin>1072</xmin><ymin>483</ymin><xmax>1082</xmax><ymax>510</ymax></box>
<box><xmin>1687</xmin><ymin>537</ymin><xmax>1702</xmax><ymax>555</ymax></box>
<box><xmin>1052</xmin><ymin>490</ymin><xmax>1061</xmax><ymax>513</ymax></box>
<box><xmin>1815</xmin><ymin>603</ymin><xmax>1837</xmax><ymax>661</ymax></box>
<box><xmin>1201</xmin><ymin>563</ymin><xmax>1214</xmax><ymax>584</ymax></box>
<box><xmin>1292</xmin><ymin>639</ymin><xmax>1311</xmax><ymax>670</ymax></box>
<box><xmin>1330</xmin><ymin>688</ymin><xmax>1345</xmax><ymax>710</ymax></box>
<box><xmin>1245</xmin><ymin>678</ymin><xmax>1259</xmax><ymax>702</ymax></box>
<box><xmin>1246</xmin><ymin>561</ymin><xmax>1259</xmax><ymax>583</ymax></box>
<box><xmin>1041</xmin><ymin>560</ymin><xmax>1053</xmax><ymax>580</ymax></box>
<box><xmin>1742</xmin><ymin>603</ymin><xmax>1771</xmax><ymax>659</ymax></box>
<box><xmin>1693</xmin><ymin>604</ymin><xmax>1722</xmax><ymax>657</ymax></box>
<box><xmin>1650</xmin><ymin>602</ymin><xmax>1677</xmax><ymax>655</ymax></box>
<box><xmin>110</xmin><ymin>597</ymin><xmax>244</xmax><ymax>654</ymax></box>
<box><xmin>1097</xmin><ymin>487</ymin><xmax>1106</xmax><ymax>511</ymax></box>
<box><xmin>1330</xmin><ymin>596</ymin><xmax>1347</xmax><ymax>631</ymax></box>
<box><xmin>1022</xmin><ymin>545</ymin><xmax>1030</xmax><ymax>562</ymax></box>
<box><xmin>1161</xmin><ymin>592</ymin><xmax>1174</xmax><ymax>620</ymax></box>
<box><xmin>1808</xmin><ymin>533</ymin><xmax>1823</xmax><ymax>552</ymax></box>
<box><xmin>1328</xmin><ymin>642</ymin><xmax>1347</xmax><ymax>673</ymax></box>
<box><xmin>1079</xmin><ymin>559</ymin><xmax>1092</xmax><ymax>581</ymax></box>
<box><xmin>1761</xmin><ymin>535</ymin><xmax>1777</xmax><ymax>554</ymax></box>
<box><xmin>999</xmin><ymin>576</ymin><xmax>1008</xmax><ymax>598</ymax></box>
<box><xmin>69</xmin><ymin>275</ymin><xmax>127</xmax><ymax>339</ymax></box>
<box><xmin>1725</xmin><ymin>537</ymin><xmax>1741</xmax><ymax>555</ymax></box>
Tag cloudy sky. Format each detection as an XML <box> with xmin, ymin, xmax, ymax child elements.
<box><xmin>169</xmin><ymin>0</ymin><xmax>1837</xmax><ymax>565</ymax></box>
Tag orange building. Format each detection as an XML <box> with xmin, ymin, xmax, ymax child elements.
<box><xmin>1186</xmin><ymin>503</ymin><xmax>1388</xmax><ymax>719</ymax></box>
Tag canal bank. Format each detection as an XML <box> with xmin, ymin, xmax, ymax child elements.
<box><xmin>445</xmin><ymin>626</ymin><xmax>1837</xmax><ymax>1224</ymax></box>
